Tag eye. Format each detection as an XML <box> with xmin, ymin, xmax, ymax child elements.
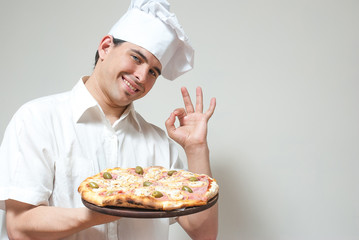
<box><xmin>149</xmin><ymin>69</ymin><xmax>157</xmax><ymax>78</ymax></box>
<box><xmin>132</xmin><ymin>55</ymin><xmax>140</xmax><ymax>63</ymax></box>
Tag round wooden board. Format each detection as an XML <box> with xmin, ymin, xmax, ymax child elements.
<box><xmin>82</xmin><ymin>194</ymin><xmax>218</xmax><ymax>218</ymax></box>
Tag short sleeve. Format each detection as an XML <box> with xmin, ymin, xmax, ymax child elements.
<box><xmin>0</xmin><ymin>103</ymin><xmax>55</xmax><ymax>210</ymax></box>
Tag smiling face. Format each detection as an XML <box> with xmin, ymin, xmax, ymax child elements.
<box><xmin>89</xmin><ymin>36</ymin><xmax>162</xmax><ymax>115</ymax></box>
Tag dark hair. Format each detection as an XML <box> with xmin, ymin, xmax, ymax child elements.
<box><xmin>94</xmin><ymin>37</ymin><xmax>126</xmax><ymax>67</ymax></box>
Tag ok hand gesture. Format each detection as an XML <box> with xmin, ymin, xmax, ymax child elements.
<box><xmin>165</xmin><ymin>87</ymin><xmax>216</xmax><ymax>151</ymax></box>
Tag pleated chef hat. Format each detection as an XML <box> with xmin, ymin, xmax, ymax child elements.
<box><xmin>108</xmin><ymin>0</ymin><xmax>194</xmax><ymax>80</ymax></box>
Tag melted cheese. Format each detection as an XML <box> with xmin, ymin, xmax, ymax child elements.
<box><xmin>165</xmin><ymin>189</ymin><xmax>184</xmax><ymax>200</ymax></box>
<box><xmin>161</xmin><ymin>181</ymin><xmax>183</xmax><ymax>188</ymax></box>
<box><xmin>144</xmin><ymin>167</ymin><xmax>164</xmax><ymax>180</ymax></box>
<box><xmin>188</xmin><ymin>181</ymin><xmax>207</xmax><ymax>188</ymax></box>
<box><xmin>134</xmin><ymin>187</ymin><xmax>152</xmax><ymax>196</ymax></box>
<box><xmin>181</xmin><ymin>171</ymin><xmax>196</xmax><ymax>178</ymax></box>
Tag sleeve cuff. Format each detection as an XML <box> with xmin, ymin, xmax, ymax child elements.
<box><xmin>0</xmin><ymin>186</ymin><xmax>50</xmax><ymax>209</ymax></box>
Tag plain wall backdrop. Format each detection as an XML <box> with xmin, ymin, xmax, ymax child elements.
<box><xmin>1</xmin><ymin>0</ymin><xmax>358</xmax><ymax>239</ymax></box>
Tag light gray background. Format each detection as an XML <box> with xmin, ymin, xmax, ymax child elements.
<box><xmin>1</xmin><ymin>0</ymin><xmax>358</xmax><ymax>239</ymax></box>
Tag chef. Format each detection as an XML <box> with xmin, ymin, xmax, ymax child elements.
<box><xmin>0</xmin><ymin>0</ymin><xmax>218</xmax><ymax>239</ymax></box>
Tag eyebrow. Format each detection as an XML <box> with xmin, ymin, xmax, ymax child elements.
<box><xmin>131</xmin><ymin>49</ymin><xmax>162</xmax><ymax>76</ymax></box>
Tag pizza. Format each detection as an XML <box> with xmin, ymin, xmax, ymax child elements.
<box><xmin>78</xmin><ymin>166</ymin><xmax>219</xmax><ymax>211</ymax></box>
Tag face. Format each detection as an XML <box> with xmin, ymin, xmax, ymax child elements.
<box><xmin>96</xmin><ymin>37</ymin><xmax>162</xmax><ymax>108</ymax></box>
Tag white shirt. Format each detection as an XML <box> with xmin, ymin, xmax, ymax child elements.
<box><xmin>0</xmin><ymin>77</ymin><xmax>184</xmax><ymax>240</ymax></box>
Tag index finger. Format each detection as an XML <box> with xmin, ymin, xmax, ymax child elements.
<box><xmin>181</xmin><ymin>87</ymin><xmax>194</xmax><ymax>113</ymax></box>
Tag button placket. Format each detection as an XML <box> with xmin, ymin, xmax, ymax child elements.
<box><xmin>104</xmin><ymin>129</ymin><xmax>119</xmax><ymax>239</ymax></box>
<box><xmin>106</xmin><ymin>221</ymin><xmax>118</xmax><ymax>239</ymax></box>
<box><xmin>102</xmin><ymin>126</ymin><xmax>118</xmax><ymax>170</ymax></box>
<box><xmin>110</xmin><ymin>134</ymin><xmax>118</xmax><ymax>167</ymax></box>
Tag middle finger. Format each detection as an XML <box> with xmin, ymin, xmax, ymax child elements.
<box><xmin>195</xmin><ymin>87</ymin><xmax>203</xmax><ymax>113</ymax></box>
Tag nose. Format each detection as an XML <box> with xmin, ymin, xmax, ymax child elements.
<box><xmin>134</xmin><ymin>65</ymin><xmax>149</xmax><ymax>83</ymax></box>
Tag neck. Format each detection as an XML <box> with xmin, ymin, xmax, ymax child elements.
<box><xmin>85</xmin><ymin>75</ymin><xmax>128</xmax><ymax>125</ymax></box>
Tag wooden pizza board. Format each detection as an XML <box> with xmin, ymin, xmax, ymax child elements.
<box><xmin>82</xmin><ymin>194</ymin><xmax>218</xmax><ymax>218</ymax></box>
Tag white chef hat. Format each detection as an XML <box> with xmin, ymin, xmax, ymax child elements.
<box><xmin>108</xmin><ymin>0</ymin><xmax>194</xmax><ymax>80</ymax></box>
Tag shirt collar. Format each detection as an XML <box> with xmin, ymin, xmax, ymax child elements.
<box><xmin>71</xmin><ymin>76</ymin><xmax>141</xmax><ymax>131</ymax></box>
<box><xmin>112</xmin><ymin>102</ymin><xmax>142</xmax><ymax>132</ymax></box>
<box><xmin>71</xmin><ymin>76</ymin><xmax>98</xmax><ymax>123</ymax></box>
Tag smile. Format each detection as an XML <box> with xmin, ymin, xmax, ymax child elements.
<box><xmin>123</xmin><ymin>78</ymin><xmax>138</xmax><ymax>92</ymax></box>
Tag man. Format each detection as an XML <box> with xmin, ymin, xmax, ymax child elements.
<box><xmin>0</xmin><ymin>0</ymin><xmax>218</xmax><ymax>239</ymax></box>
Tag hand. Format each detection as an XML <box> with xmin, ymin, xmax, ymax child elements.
<box><xmin>165</xmin><ymin>87</ymin><xmax>216</xmax><ymax>151</ymax></box>
<box><xmin>5</xmin><ymin>199</ymin><xmax>121</xmax><ymax>239</ymax></box>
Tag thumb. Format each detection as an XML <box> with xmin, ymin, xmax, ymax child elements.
<box><xmin>165</xmin><ymin>112</ymin><xmax>176</xmax><ymax>136</ymax></box>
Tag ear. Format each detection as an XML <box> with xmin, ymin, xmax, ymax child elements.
<box><xmin>97</xmin><ymin>35</ymin><xmax>113</xmax><ymax>61</ymax></box>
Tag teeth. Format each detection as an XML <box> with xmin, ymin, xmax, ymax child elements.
<box><xmin>123</xmin><ymin>79</ymin><xmax>137</xmax><ymax>92</ymax></box>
